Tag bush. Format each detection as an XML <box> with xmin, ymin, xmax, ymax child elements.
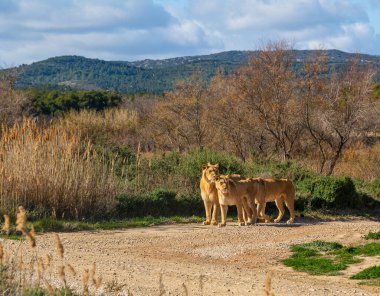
<box><xmin>179</xmin><ymin>149</ymin><xmax>245</xmax><ymax>184</ymax></box>
<box><xmin>115</xmin><ymin>189</ymin><xmax>203</xmax><ymax>218</ymax></box>
<box><xmin>32</xmin><ymin>90</ymin><xmax>122</xmax><ymax>116</ymax></box>
<box><xmin>306</xmin><ymin>176</ymin><xmax>358</xmax><ymax>209</ymax></box>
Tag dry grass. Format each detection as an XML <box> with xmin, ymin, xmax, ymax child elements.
<box><xmin>0</xmin><ymin>207</ymin><xmax>106</xmax><ymax>295</ymax></box>
<box><xmin>0</xmin><ymin>119</ymin><xmax>124</xmax><ymax>219</ymax></box>
<box><xmin>335</xmin><ymin>143</ymin><xmax>380</xmax><ymax>180</ymax></box>
<box><xmin>58</xmin><ymin>108</ymin><xmax>139</xmax><ymax>146</ymax></box>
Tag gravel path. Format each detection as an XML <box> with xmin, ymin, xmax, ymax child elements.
<box><xmin>3</xmin><ymin>218</ymin><xmax>380</xmax><ymax>295</ymax></box>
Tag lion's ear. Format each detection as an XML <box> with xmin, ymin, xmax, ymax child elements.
<box><xmin>202</xmin><ymin>164</ymin><xmax>208</xmax><ymax>170</ymax></box>
<box><xmin>215</xmin><ymin>176</ymin><xmax>220</xmax><ymax>182</ymax></box>
<box><xmin>215</xmin><ymin>163</ymin><xmax>219</xmax><ymax>168</ymax></box>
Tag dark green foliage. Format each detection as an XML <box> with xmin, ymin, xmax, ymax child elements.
<box><xmin>364</xmin><ymin>232</ymin><xmax>380</xmax><ymax>240</ymax></box>
<box><xmin>179</xmin><ymin>149</ymin><xmax>245</xmax><ymax>185</ymax></box>
<box><xmin>305</xmin><ymin>176</ymin><xmax>358</xmax><ymax>208</ymax></box>
<box><xmin>351</xmin><ymin>266</ymin><xmax>380</xmax><ymax>280</ymax></box>
<box><xmin>115</xmin><ymin>189</ymin><xmax>203</xmax><ymax>218</ymax></box>
<box><xmin>32</xmin><ymin>89</ymin><xmax>122</xmax><ymax>116</ymax></box>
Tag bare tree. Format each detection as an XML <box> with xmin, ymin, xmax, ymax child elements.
<box><xmin>234</xmin><ymin>40</ymin><xmax>304</xmax><ymax>161</ymax></box>
<box><xmin>301</xmin><ymin>55</ymin><xmax>377</xmax><ymax>175</ymax></box>
<box><xmin>149</xmin><ymin>73</ymin><xmax>210</xmax><ymax>151</ymax></box>
<box><xmin>208</xmin><ymin>70</ymin><xmax>263</xmax><ymax>161</ymax></box>
<box><xmin>0</xmin><ymin>69</ymin><xmax>31</xmax><ymax>126</ymax></box>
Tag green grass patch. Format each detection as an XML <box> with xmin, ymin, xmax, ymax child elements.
<box><xmin>283</xmin><ymin>257</ymin><xmax>346</xmax><ymax>275</ymax></box>
<box><xmin>351</xmin><ymin>266</ymin><xmax>380</xmax><ymax>280</ymax></box>
<box><xmin>0</xmin><ymin>234</ymin><xmax>23</xmax><ymax>241</ymax></box>
<box><xmin>364</xmin><ymin>231</ymin><xmax>380</xmax><ymax>240</ymax></box>
<box><xmin>31</xmin><ymin>216</ymin><xmax>203</xmax><ymax>232</ymax></box>
<box><xmin>283</xmin><ymin>241</ymin><xmax>380</xmax><ymax>276</ymax></box>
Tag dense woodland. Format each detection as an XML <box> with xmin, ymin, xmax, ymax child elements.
<box><xmin>0</xmin><ymin>41</ymin><xmax>379</xmax><ymax>219</ymax></box>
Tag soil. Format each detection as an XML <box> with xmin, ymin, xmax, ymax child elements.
<box><xmin>3</xmin><ymin>217</ymin><xmax>380</xmax><ymax>296</ymax></box>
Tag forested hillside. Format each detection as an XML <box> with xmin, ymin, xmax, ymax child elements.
<box><xmin>10</xmin><ymin>49</ymin><xmax>380</xmax><ymax>93</ymax></box>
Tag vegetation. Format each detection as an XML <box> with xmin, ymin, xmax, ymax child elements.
<box><xmin>10</xmin><ymin>50</ymin><xmax>380</xmax><ymax>94</ymax></box>
<box><xmin>283</xmin><ymin>240</ymin><xmax>380</xmax><ymax>275</ymax></box>
<box><xmin>0</xmin><ymin>40</ymin><xmax>379</xmax><ymax>222</ymax></box>
<box><xmin>364</xmin><ymin>231</ymin><xmax>380</xmax><ymax>240</ymax></box>
<box><xmin>32</xmin><ymin>89</ymin><xmax>122</xmax><ymax>116</ymax></box>
<box><xmin>352</xmin><ymin>266</ymin><xmax>380</xmax><ymax>279</ymax></box>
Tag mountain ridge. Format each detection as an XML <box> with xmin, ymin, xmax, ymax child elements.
<box><xmin>8</xmin><ymin>49</ymin><xmax>380</xmax><ymax>93</ymax></box>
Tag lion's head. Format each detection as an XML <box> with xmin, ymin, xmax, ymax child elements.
<box><xmin>202</xmin><ymin>162</ymin><xmax>220</xmax><ymax>183</ymax></box>
<box><xmin>215</xmin><ymin>175</ymin><xmax>235</xmax><ymax>194</ymax></box>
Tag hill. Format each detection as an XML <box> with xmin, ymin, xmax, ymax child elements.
<box><xmin>9</xmin><ymin>50</ymin><xmax>380</xmax><ymax>93</ymax></box>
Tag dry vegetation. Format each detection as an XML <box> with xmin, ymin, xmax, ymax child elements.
<box><xmin>0</xmin><ymin>119</ymin><xmax>124</xmax><ymax>219</ymax></box>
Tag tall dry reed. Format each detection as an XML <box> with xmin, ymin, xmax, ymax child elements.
<box><xmin>0</xmin><ymin>119</ymin><xmax>123</xmax><ymax>219</ymax></box>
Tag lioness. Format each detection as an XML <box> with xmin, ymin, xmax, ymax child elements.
<box><xmin>200</xmin><ymin>163</ymin><xmax>221</xmax><ymax>225</ymax></box>
<box><xmin>255</xmin><ymin>178</ymin><xmax>296</xmax><ymax>224</ymax></box>
<box><xmin>215</xmin><ymin>175</ymin><xmax>263</xmax><ymax>227</ymax></box>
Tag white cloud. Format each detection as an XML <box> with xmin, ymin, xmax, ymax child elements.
<box><xmin>0</xmin><ymin>0</ymin><xmax>379</xmax><ymax>66</ymax></box>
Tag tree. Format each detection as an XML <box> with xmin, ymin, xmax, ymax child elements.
<box><xmin>150</xmin><ymin>73</ymin><xmax>210</xmax><ymax>151</ymax></box>
<box><xmin>301</xmin><ymin>54</ymin><xmax>377</xmax><ymax>175</ymax></box>
<box><xmin>234</xmin><ymin>40</ymin><xmax>304</xmax><ymax>161</ymax></box>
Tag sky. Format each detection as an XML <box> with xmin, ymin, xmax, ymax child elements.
<box><xmin>1</xmin><ymin>0</ymin><xmax>380</xmax><ymax>67</ymax></box>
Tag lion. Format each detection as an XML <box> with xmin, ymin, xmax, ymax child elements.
<box><xmin>254</xmin><ymin>178</ymin><xmax>296</xmax><ymax>224</ymax></box>
<box><xmin>214</xmin><ymin>175</ymin><xmax>263</xmax><ymax>227</ymax></box>
<box><xmin>200</xmin><ymin>163</ymin><xmax>221</xmax><ymax>225</ymax></box>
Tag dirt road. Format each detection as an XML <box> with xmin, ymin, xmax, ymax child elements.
<box><xmin>4</xmin><ymin>218</ymin><xmax>380</xmax><ymax>295</ymax></box>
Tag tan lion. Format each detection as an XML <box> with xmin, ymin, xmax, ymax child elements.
<box><xmin>200</xmin><ymin>163</ymin><xmax>221</xmax><ymax>225</ymax></box>
<box><xmin>254</xmin><ymin>178</ymin><xmax>296</xmax><ymax>224</ymax></box>
<box><xmin>215</xmin><ymin>175</ymin><xmax>263</xmax><ymax>227</ymax></box>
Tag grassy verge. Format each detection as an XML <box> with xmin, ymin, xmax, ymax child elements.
<box><xmin>364</xmin><ymin>231</ymin><xmax>380</xmax><ymax>240</ymax></box>
<box><xmin>283</xmin><ymin>240</ymin><xmax>380</xmax><ymax>276</ymax></box>
<box><xmin>25</xmin><ymin>216</ymin><xmax>204</xmax><ymax>233</ymax></box>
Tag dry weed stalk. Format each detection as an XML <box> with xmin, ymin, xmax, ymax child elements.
<box><xmin>58</xmin><ymin>265</ymin><xmax>66</xmax><ymax>286</ymax></box>
<box><xmin>82</xmin><ymin>268</ymin><xmax>90</xmax><ymax>295</ymax></box>
<box><xmin>67</xmin><ymin>263</ymin><xmax>77</xmax><ymax>276</ymax></box>
<box><xmin>264</xmin><ymin>271</ymin><xmax>275</xmax><ymax>296</ymax></box>
<box><xmin>2</xmin><ymin>214</ymin><xmax>11</xmax><ymax>235</ymax></box>
<box><xmin>0</xmin><ymin>242</ymin><xmax>4</xmax><ymax>264</ymax></box>
<box><xmin>182</xmin><ymin>282</ymin><xmax>189</xmax><ymax>296</ymax></box>
<box><xmin>158</xmin><ymin>273</ymin><xmax>165</xmax><ymax>296</ymax></box>
<box><xmin>55</xmin><ymin>234</ymin><xmax>64</xmax><ymax>259</ymax></box>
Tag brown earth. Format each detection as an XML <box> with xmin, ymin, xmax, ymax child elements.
<box><xmin>3</xmin><ymin>218</ymin><xmax>380</xmax><ymax>295</ymax></box>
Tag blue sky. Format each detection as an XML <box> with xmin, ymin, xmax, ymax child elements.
<box><xmin>1</xmin><ymin>0</ymin><xmax>380</xmax><ymax>66</ymax></box>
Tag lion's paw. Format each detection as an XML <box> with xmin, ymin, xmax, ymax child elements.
<box><xmin>203</xmin><ymin>221</ymin><xmax>211</xmax><ymax>225</ymax></box>
<box><xmin>211</xmin><ymin>220</ymin><xmax>218</xmax><ymax>226</ymax></box>
<box><xmin>286</xmin><ymin>219</ymin><xmax>294</xmax><ymax>224</ymax></box>
<box><xmin>218</xmin><ymin>223</ymin><xmax>226</xmax><ymax>228</ymax></box>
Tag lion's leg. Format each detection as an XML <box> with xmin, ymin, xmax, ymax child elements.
<box><xmin>250</xmin><ymin>200</ymin><xmax>258</xmax><ymax>224</ymax></box>
<box><xmin>236</xmin><ymin>204</ymin><xmax>245</xmax><ymax>226</ymax></box>
<box><xmin>274</xmin><ymin>198</ymin><xmax>285</xmax><ymax>223</ymax></box>
<box><xmin>218</xmin><ymin>205</ymin><xmax>228</xmax><ymax>227</ymax></box>
<box><xmin>285</xmin><ymin>198</ymin><xmax>295</xmax><ymax>224</ymax></box>
<box><xmin>211</xmin><ymin>203</ymin><xmax>220</xmax><ymax>225</ymax></box>
<box><xmin>203</xmin><ymin>198</ymin><xmax>212</xmax><ymax>225</ymax></box>
<box><xmin>257</xmin><ymin>202</ymin><xmax>270</xmax><ymax>223</ymax></box>
<box><xmin>242</xmin><ymin>199</ymin><xmax>252</xmax><ymax>225</ymax></box>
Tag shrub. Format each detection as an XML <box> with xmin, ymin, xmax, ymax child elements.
<box><xmin>115</xmin><ymin>189</ymin><xmax>204</xmax><ymax>218</ymax></box>
<box><xmin>306</xmin><ymin>176</ymin><xmax>358</xmax><ymax>209</ymax></box>
<box><xmin>32</xmin><ymin>90</ymin><xmax>122</xmax><ymax>116</ymax></box>
<box><xmin>179</xmin><ymin>149</ymin><xmax>245</xmax><ymax>184</ymax></box>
